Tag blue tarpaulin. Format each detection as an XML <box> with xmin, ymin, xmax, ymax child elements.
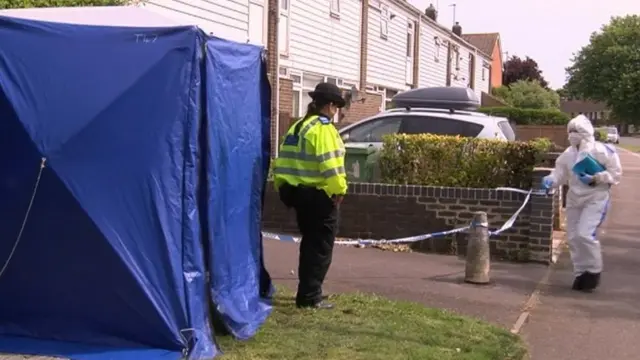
<box><xmin>204</xmin><ymin>37</ymin><xmax>273</xmax><ymax>340</ymax></box>
<box><xmin>0</xmin><ymin>14</ymin><xmax>272</xmax><ymax>360</ymax></box>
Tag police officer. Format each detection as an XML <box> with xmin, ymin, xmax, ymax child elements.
<box><xmin>273</xmin><ymin>82</ymin><xmax>348</xmax><ymax>309</ymax></box>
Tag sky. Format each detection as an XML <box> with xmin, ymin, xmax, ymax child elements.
<box><xmin>409</xmin><ymin>0</ymin><xmax>640</xmax><ymax>89</ymax></box>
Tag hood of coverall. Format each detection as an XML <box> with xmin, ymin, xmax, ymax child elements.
<box><xmin>567</xmin><ymin>115</ymin><xmax>595</xmax><ymax>148</ymax></box>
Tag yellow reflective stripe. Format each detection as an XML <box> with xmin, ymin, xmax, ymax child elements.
<box><xmin>317</xmin><ymin>148</ymin><xmax>345</xmax><ymax>161</ymax></box>
<box><xmin>273</xmin><ymin>167</ymin><xmax>324</xmax><ymax>178</ymax></box>
<box><xmin>296</xmin><ymin>117</ymin><xmax>321</xmax><ymax>153</ymax></box>
<box><xmin>278</xmin><ymin>148</ymin><xmax>345</xmax><ymax>162</ymax></box>
<box><xmin>322</xmin><ymin>166</ymin><xmax>346</xmax><ymax>177</ymax></box>
<box><xmin>274</xmin><ymin>166</ymin><xmax>344</xmax><ymax>179</ymax></box>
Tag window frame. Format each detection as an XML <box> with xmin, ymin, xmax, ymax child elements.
<box><xmin>292</xmin><ymin>72</ymin><xmax>356</xmax><ymax>123</ymax></box>
<box><xmin>279</xmin><ymin>0</ymin><xmax>291</xmax><ymax>55</ymax></box>
<box><xmin>380</xmin><ymin>4</ymin><xmax>389</xmax><ymax>39</ymax></box>
<box><xmin>341</xmin><ymin>116</ymin><xmax>403</xmax><ymax>143</ymax></box>
<box><xmin>330</xmin><ymin>0</ymin><xmax>340</xmax><ymax>18</ymax></box>
<box><xmin>399</xmin><ymin>116</ymin><xmax>485</xmax><ymax>138</ymax></box>
<box><xmin>247</xmin><ymin>0</ymin><xmax>268</xmax><ymax>46</ymax></box>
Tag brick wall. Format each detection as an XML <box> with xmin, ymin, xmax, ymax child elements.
<box><xmin>263</xmin><ymin>182</ymin><xmax>557</xmax><ymax>263</ymax></box>
<box><xmin>515</xmin><ymin>125</ymin><xmax>569</xmax><ymax>148</ymax></box>
<box><xmin>278</xmin><ymin>78</ymin><xmax>294</xmax><ymax>140</ymax></box>
<box><xmin>266</xmin><ymin>0</ymin><xmax>279</xmax><ymax>156</ymax></box>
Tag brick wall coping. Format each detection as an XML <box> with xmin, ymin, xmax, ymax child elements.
<box><xmin>344</xmin><ymin>182</ymin><xmax>550</xmax><ymax>202</ymax></box>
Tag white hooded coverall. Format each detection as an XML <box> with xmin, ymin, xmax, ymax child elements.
<box><xmin>544</xmin><ymin>115</ymin><xmax>622</xmax><ymax>276</ymax></box>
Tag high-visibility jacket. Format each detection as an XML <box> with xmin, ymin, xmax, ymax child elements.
<box><xmin>273</xmin><ymin>114</ymin><xmax>348</xmax><ymax>197</ymax></box>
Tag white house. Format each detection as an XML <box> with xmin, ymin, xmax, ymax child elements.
<box><xmin>418</xmin><ymin>18</ymin><xmax>449</xmax><ymax>89</ymax></box>
<box><xmin>139</xmin><ymin>0</ymin><xmax>268</xmax><ymax>46</ymax></box>
<box><xmin>365</xmin><ymin>0</ymin><xmax>419</xmax><ymax>109</ymax></box>
<box><xmin>279</xmin><ymin>0</ymin><xmax>362</xmax><ymax>118</ymax></box>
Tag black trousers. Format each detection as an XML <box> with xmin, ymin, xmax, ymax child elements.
<box><xmin>279</xmin><ymin>183</ymin><xmax>338</xmax><ymax>305</ymax></box>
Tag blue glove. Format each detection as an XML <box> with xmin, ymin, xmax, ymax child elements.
<box><xmin>541</xmin><ymin>176</ymin><xmax>554</xmax><ymax>189</ymax></box>
<box><xmin>578</xmin><ymin>173</ymin><xmax>595</xmax><ymax>186</ymax></box>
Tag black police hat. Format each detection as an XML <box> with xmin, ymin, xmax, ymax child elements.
<box><xmin>308</xmin><ymin>82</ymin><xmax>346</xmax><ymax>108</ymax></box>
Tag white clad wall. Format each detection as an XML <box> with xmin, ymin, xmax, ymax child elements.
<box><xmin>143</xmin><ymin>0</ymin><xmax>252</xmax><ymax>43</ymax></box>
<box><xmin>476</xmin><ymin>57</ymin><xmax>492</xmax><ymax>95</ymax></box>
<box><xmin>280</xmin><ymin>0</ymin><xmax>361</xmax><ymax>83</ymax></box>
<box><xmin>449</xmin><ymin>40</ymin><xmax>470</xmax><ymax>88</ymax></box>
<box><xmin>418</xmin><ymin>19</ymin><xmax>448</xmax><ymax>88</ymax></box>
<box><xmin>366</xmin><ymin>0</ymin><xmax>416</xmax><ymax>90</ymax></box>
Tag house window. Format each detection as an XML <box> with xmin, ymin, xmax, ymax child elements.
<box><xmin>482</xmin><ymin>67</ymin><xmax>486</xmax><ymax>81</ymax></box>
<box><xmin>434</xmin><ymin>37</ymin><xmax>441</xmax><ymax>62</ymax></box>
<box><xmin>383</xmin><ymin>88</ymin><xmax>399</xmax><ymax>110</ymax></box>
<box><xmin>330</xmin><ymin>0</ymin><xmax>340</xmax><ymax>18</ymax></box>
<box><xmin>279</xmin><ymin>0</ymin><xmax>290</xmax><ymax>55</ymax></box>
<box><xmin>294</xmin><ymin>72</ymin><xmax>347</xmax><ymax>122</ymax></box>
<box><xmin>248</xmin><ymin>0</ymin><xmax>267</xmax><ymax>46</ymax></box>
<box><xmin>406</xmin><ymin>22</ymin><xmax>414</xmax><ymax>58</ymax></box>
<box><xmin>380</xmin><ymin>5</ymin><xmax>389</xmax><ymax>39</ymax></box>
<box><xmin>292</xmin><ymin>90</ymin><xmax>301</xmax><ymax>118</ymax></box>
<box><xmin>454</xmin><ymin>47</ymin><xmax>460</xmax><ymax>71</ymax></box>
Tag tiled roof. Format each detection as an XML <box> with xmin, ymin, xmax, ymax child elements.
<box><xmin>461</xmin><ymin>33</ymin><xmax>499</xmax><ymax>57</ymax></box>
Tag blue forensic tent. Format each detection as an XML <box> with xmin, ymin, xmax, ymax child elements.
<box><xmin>0</xmin><ymin>11</ymin><xmax>272</xmax><ymax>360</ymax></box>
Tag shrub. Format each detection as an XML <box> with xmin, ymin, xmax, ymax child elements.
<box><xmin>477</xmin><ymin>107</ymin><xmax>570</xmax><ymax>125</ymax></box>
<box><xmin>491</xmin><ymin>80</ymin><xmax>561</xmax><ymax>109</ymax></box>
<box><xmin>379</xmin><ymin>134</ymin><xmax>550</xmax><ymax>189</ymax></box>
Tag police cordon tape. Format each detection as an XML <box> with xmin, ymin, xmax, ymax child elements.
<box><xmin>262</xmin><ymin>187</ymin><xmax>552</xmax><ymax>246</ymax></box>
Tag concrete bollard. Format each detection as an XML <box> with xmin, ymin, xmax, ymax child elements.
<box><xmin>465</xmin><ymin>211</ymin><xmax>490</xmax><ymax>285</ymax></box>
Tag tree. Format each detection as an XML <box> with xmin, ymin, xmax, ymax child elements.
<box><xmin>503</xmin><ymin>55</ymin><xmax>549</xmax><ymax>89</ymax></box>
<box><xmin>565</xmin><ymin>15</ymin><xmax>640</xmax><ymax>125</ymax></box>
<box><xmin>555</xmin><ymin>87</ymin><xmax>569</xmax><ymax>99</ymax></box>
<box><xmin>492</xmin><ymin>80</ymin><xmax>560</xmax><ymax>110</ymax></box>
<box><xmin>0</xmin><ymin>0</ymin><xmax>137</xmax><ymax>8</ymax></box>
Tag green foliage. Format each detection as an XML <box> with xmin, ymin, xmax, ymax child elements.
<box><xmin>502</xmin><ymin>55</ymin><xmax>549</xmax><ymax>89</ymax></box>
<box><xmin>491</xmin><ymin>80</ymin><xmax>560</xmax><ymax>109</ymax></box>
<box><xmin>0</xmin><ymin>0</ymin><xmax>135</xmax><ymax>8</ymax></box>
<box><xmin>530</xmin><ymin>137</ymin><xmax>553</xmax><ymax>153</ymax></box>
<box><xmin>477</xmin><ymin>106</ymin><xmax>570</xmax><ymax>125</ymax></box>
<box><xmin>379</xmin><ymin>134</ymin><xmax>550</xmax><ymax>189</ymax></box>
<box><xmin>566</xmin><ymin>15</ymin><xmax>640</xmax><ymax>124</ymax></box>
<box><xmin>594</xmin><ymin>127</ymin><xmax>608</xmax><ymax>142</ymax></box>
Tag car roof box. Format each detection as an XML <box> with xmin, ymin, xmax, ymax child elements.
<box><xmin>392</xmin><ymin>87</ymin><xmax>481</xmax><ymax>111</ymax></box>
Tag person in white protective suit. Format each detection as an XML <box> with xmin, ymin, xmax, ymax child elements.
<box><xmin>542</xmin><ymin>115</ymin><xmax>622</xmax><ymax>292</ymax></box>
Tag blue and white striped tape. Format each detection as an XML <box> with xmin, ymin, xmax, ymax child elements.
<box><xmin>262</xmin><ymin>187</ymin><xmax>551</xmax><ymax>246</ymax></box>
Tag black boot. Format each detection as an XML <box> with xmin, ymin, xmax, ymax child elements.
<box><xmin>581</xmin><ymin>272</ymin><xmax>601</xmax><ymax>292</ymax></box>
<box><xmin>572</xmin><ymin>272</ymin><xmax>600</xmax><ymax>292</ymax></box>
<box><xmin>572</xmin><ymin>273</ymin><xmax>586</xmax><ymax>291</ymax></box>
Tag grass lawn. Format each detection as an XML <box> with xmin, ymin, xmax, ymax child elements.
<box><xmin>216</xmin><ymin>291</ymin><xmax>528</xmax><ymax>360</ymax></box>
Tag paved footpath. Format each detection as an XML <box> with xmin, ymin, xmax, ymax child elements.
<box><xmin>521</xmin><ymin>147</ymin><xmax>640</xmax><ymax>359</ymax></box>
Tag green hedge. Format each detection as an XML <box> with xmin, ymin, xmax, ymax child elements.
<box><xmin>477</xmin><ymin>107</ymin><xmax>570</xmax><ymax>125</ymax></box>
<box><xmin>379</xmin><ymin>134</ymin><xmax>551</xmax><ymax>189</ymax></box>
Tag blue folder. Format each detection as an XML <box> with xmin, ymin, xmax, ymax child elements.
<box><xmin>572</xmin><ymin>154</ymin><xmax>606</xmax><ymax>176</ymax></box>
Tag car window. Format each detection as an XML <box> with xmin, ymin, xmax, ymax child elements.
<box><xmin>342</xmin><ymin>117</ymin><xmax>402</xmax><ymax>143</ymax></box>
<box><xmin>497</xmin><ymin>121</ymin><xmax>516</xmax><ymax>141</ymax></box>
<box><xmin>607</xmin><ymin>127</ymin><xmax>617</xmax><ymax>134</ymax></box>
<box><xmin>400</xmin><ymin>116</ymin><xmax>484</xmax><ymax>137</ymax></box>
